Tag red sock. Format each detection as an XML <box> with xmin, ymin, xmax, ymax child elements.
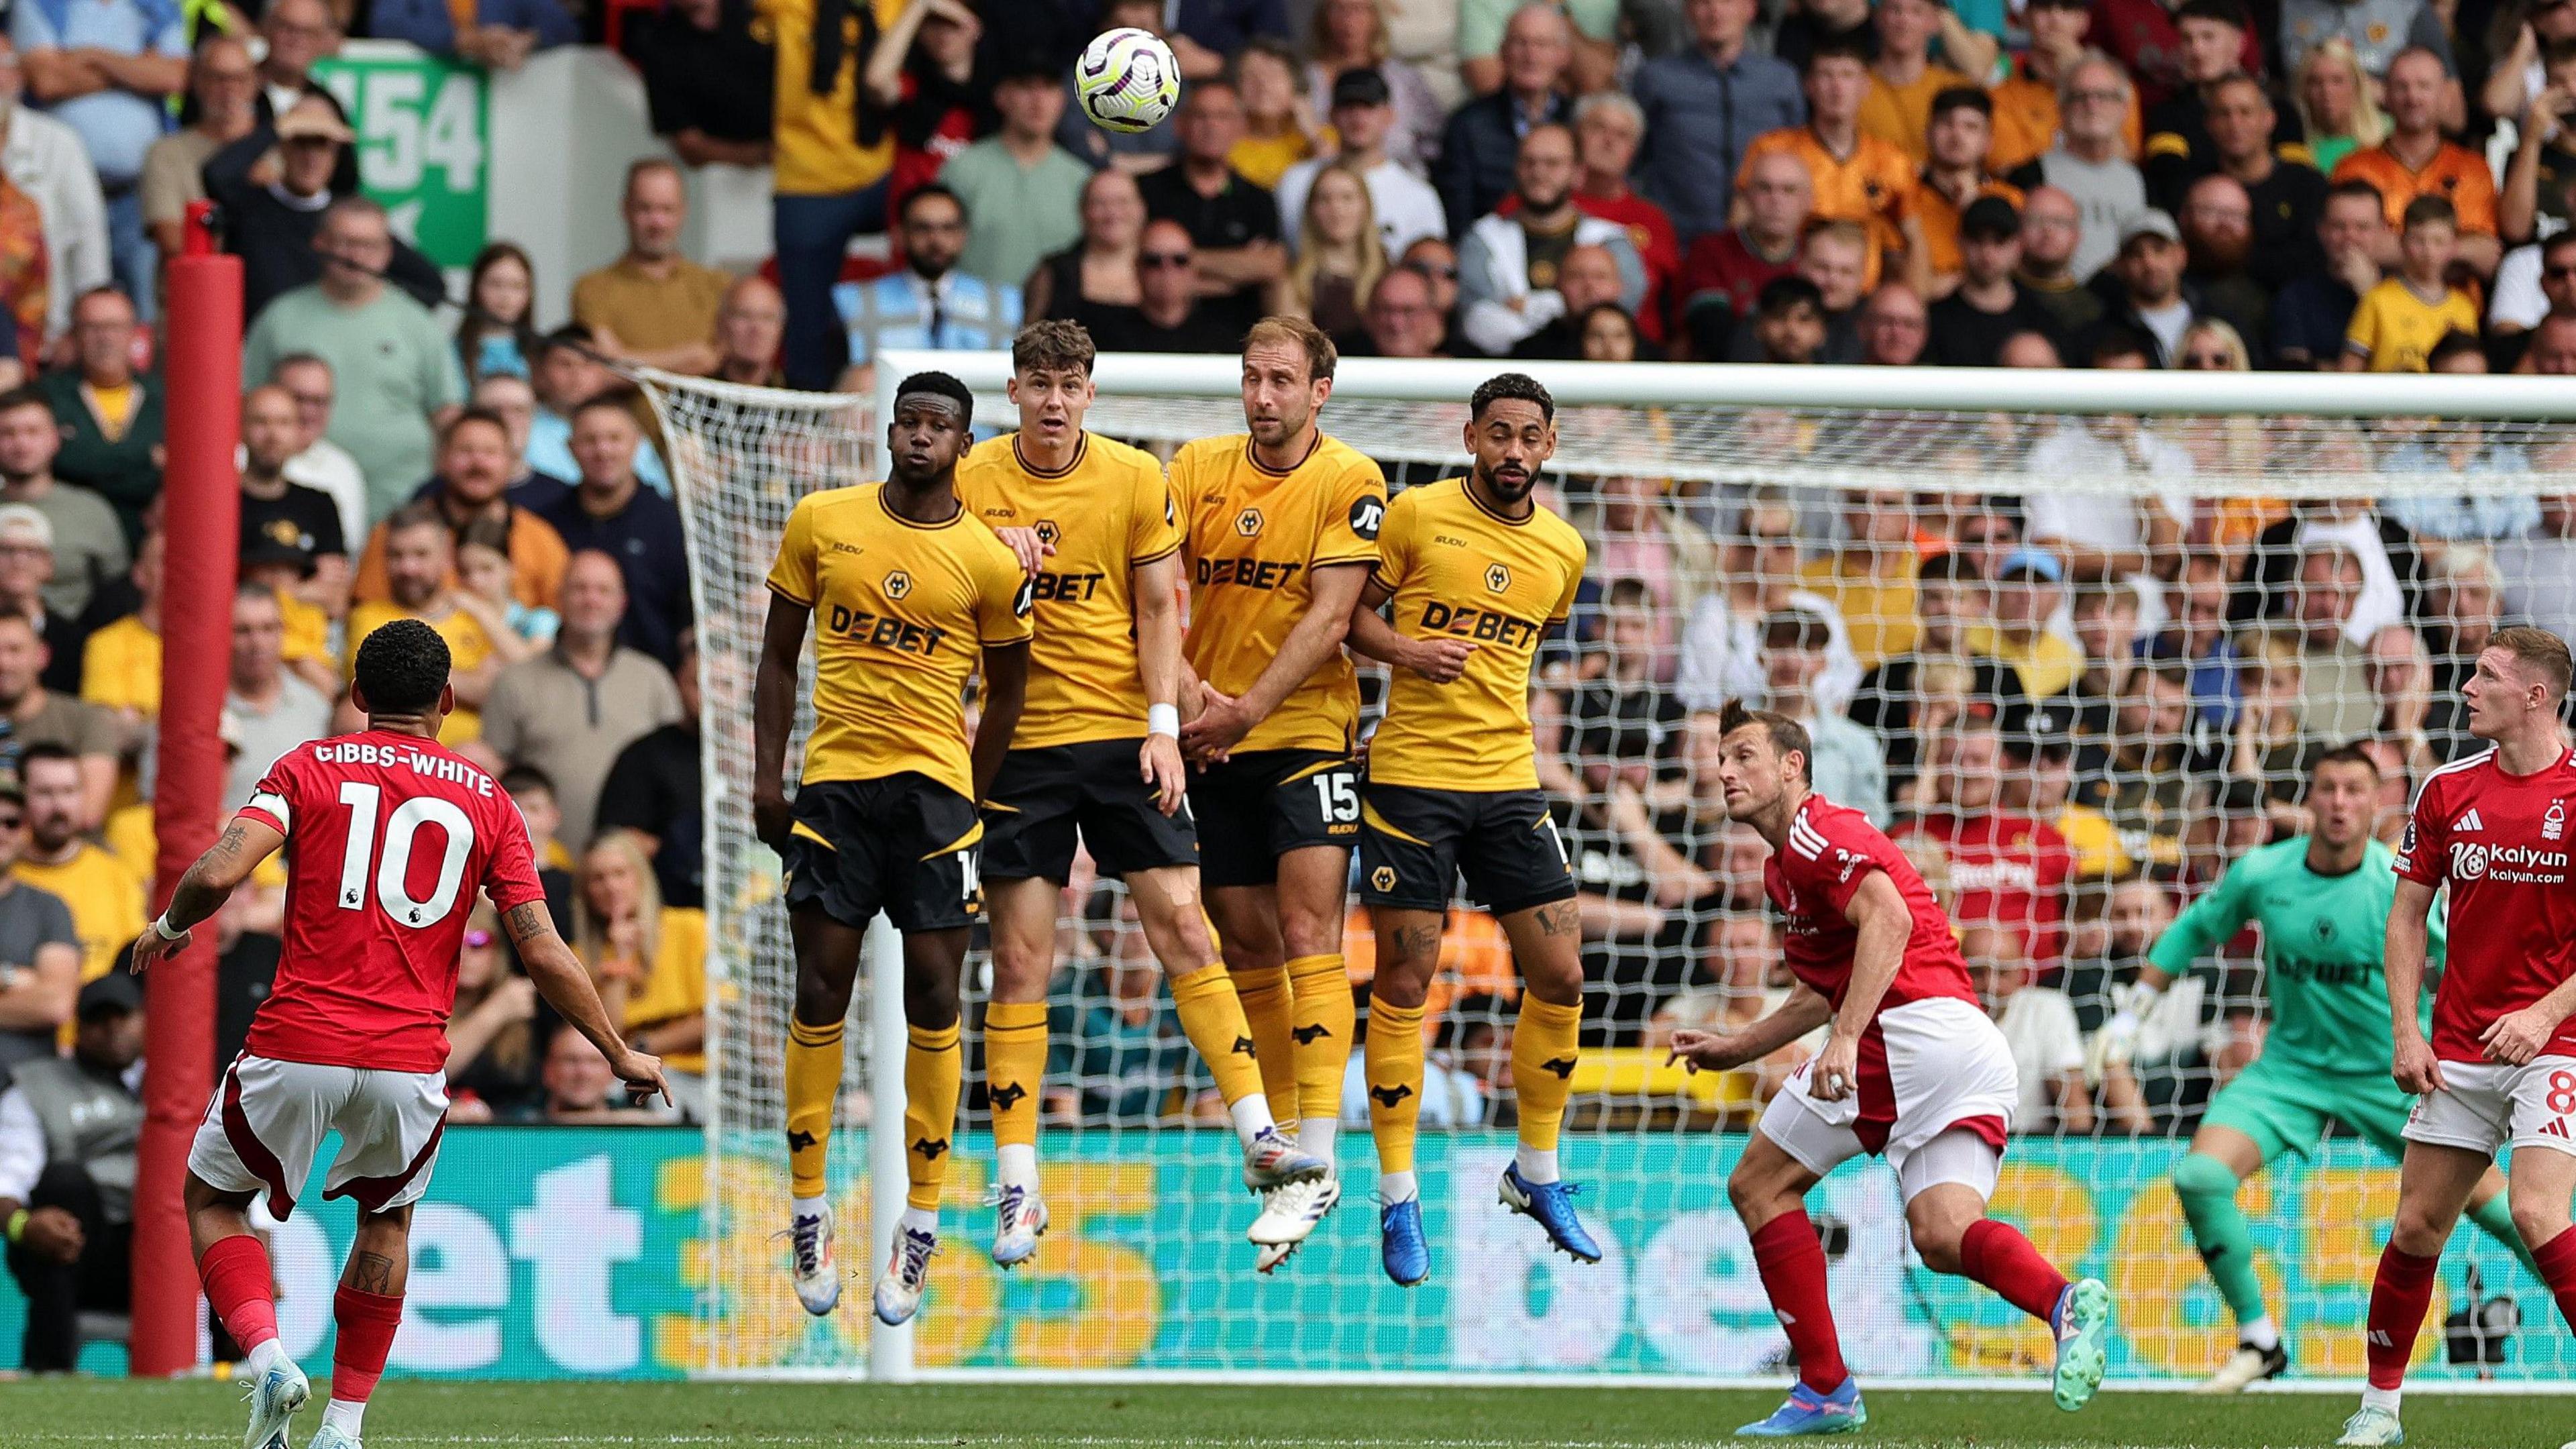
<box><xmin>197</xmin><ymin>1234</ymin><xmax>279</xmax><ymax>1354</ymax></box>
<box><xmin>1959</xmin><ymin>1218</ymin><xmax>2072</xmax><ymax>1324</ymax></box>
<box><xmin>329</xmin><ymin>1286</ymin><xmax>405</xmax><ymax>1403</ymax></box>
<box><xmin>2532</xmin><ymin>1228</ymin><xmax>2576</xmax><ymax>1335</ymax></box>
<box><xmin>2365</xmin><ymin>1244</ymin><xmax>2440</xmax><ymax>1390</ymax></box>
<box><xmin>1748</xmin><ymin>1210</ymin><xmax>1848</xmax><ymax>1394</ymax></box>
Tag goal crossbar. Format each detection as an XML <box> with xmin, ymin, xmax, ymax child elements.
<box><xmin>871</xmin><ymin>352</ymin><xmax>2576</xmax><ymax>421</ymax></box>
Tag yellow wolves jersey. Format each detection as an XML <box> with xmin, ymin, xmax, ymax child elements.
<box><xmin>1366</xmin><ymin>478</ymin><xmax>1586</xmax><ymax>791</ymax></box>
<box><xmin>765</xmin><ymin>484</ymin><xmax>1034</xmax><ymax>797</ymax></box>
<box><xmin>958</xmin><ymin>431</ymin><xmax>1180</xmax><ymax>749</ymax></box>
<box><xmin>1174</xmin><ymin>432</ymin><xmax>1387</xmax><ymax>754</ymax></box>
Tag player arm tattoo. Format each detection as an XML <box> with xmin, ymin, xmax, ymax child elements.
<box><xmin>502</xmin><ymin>898</ymin><xmax>636</xmax><ymax>1062</ymax></box>
<box><xmin>164</xmin><ymin>818</ymin><xmax>286</xmax><ymax>934</ymax></box>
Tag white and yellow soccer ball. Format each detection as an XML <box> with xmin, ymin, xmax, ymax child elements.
<box><xmin>1075</xmin><ymin>27</ymin><xmax>1181</xmax><ymax>133</ymax></box>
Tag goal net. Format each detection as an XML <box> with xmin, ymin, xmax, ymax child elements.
<box><xmin>642</xmin><ymin>356</ymin><xmax>2576</xmax><ymax>1386</ymax></box>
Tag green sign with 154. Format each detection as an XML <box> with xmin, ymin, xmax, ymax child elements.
<box><xmin>313</xmin><ymin>44</ymin><xmax>488</xmax><ymax>271</ymax></box>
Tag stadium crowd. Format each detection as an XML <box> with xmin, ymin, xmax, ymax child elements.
<box><xmin>0</xmin><ymin>0</ymin><xmax>2569</xmax><ymax>1372</ymax></box>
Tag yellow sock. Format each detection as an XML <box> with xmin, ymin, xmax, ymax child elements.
<box><xmin>1170</xmin><ymin>963</ymin><xmax>1266</xmax><ymax>1108</ymax></box>
<box><xmin>1511</xmin><ymin>996</ymin><xmax>1584</xmax><ymax>1154</ymax></box>
<box><xmin>904</xmin><ymin>1022</ymin><xmax>963</xmax><ymax>1212</ymax></box>
<box><xmin>1364</xmin><ymin>997</ymin><xmax>1427</xmax><ymax>1177</ymax></box>
<box><xmin>982</xmin><ymin>1002</ymin><xmax>1047</xmax><ymax>1152</ymax></box>
<box><xmin>1230</xmin><ymin>964</ymin><xmax>1297</xmax><ymax>1120</ymax></box>
<box><xmin>1285</xmin><ymin>953</ymin><xmax>1356</xmax><ymax>1126</ymax></box>
<box><xmin>784</xmin><ymin>1018</ymin><xmax>843</xmax><ymax>1199</ymax></box>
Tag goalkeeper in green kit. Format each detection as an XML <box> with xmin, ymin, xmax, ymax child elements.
<box><xmin>2098</xmin><ymin>746</ymin><xmax>2530</xmax><ymax>1392</ymax></box>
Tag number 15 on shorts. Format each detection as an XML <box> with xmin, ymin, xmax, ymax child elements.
<box><xmin>1312</xmin><ymin>773</ymin><xmax>1358</xmax><ymax>824</ymax></box>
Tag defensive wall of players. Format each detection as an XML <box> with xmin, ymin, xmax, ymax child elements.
<box><xmin>7</xmin><ymin>1126</ymin><xmax>2553</xmax><ymax>1381</ymax></box>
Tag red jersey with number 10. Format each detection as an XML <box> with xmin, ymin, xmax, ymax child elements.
<box><xmin>2394</xmin><ymin>745</ymin><xmax>2576</xmax><ymax>1063</ymax></box>
<box><xmin>1766</xmin><ymin>794</ymin><xmax>1980</xmax><ymax>1014</ymax></box>
<box><xmin>235</xmin><ymin>730</ymin><xmax>547</xmax><ymax>1073</ymax></box>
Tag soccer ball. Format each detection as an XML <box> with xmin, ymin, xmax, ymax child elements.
<box><xmin>1075</xmin><ymin>28</ymin><xmax>1181</xmax><ymax>134</ymax></box>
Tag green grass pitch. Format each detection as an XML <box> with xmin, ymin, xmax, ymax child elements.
<box><xmin>27</xmin><ymin>1379</ymin><xmax>2576</xmax><ymax>1448</ymax></box>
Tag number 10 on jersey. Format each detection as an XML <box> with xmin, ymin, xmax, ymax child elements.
<box><xmin>336</xmin><ymin>782</ymin><xmax>475</xmax><ymax>927</ymax></box>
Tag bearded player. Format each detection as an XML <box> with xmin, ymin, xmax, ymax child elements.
<box><xmin>1342</xmin><ymin>373</ymin><xmax>1595</xmax><ymax>1286</ymax></box>
<box><xmin>1173</xmin><ymin>317</ymin><xmax>1388</xmax><ymax>1269</ymax></box>
<box><xmin>2341</xmin><ymin>626</ymin><xmax>2576</xmax><ymax>1448</ymax></box>
<box><xmin>134</xmin><ymin>619</ymin><xmax>667</xmax><ymax>1449</ymax></box>
<box><xmin>2107</xmin><ymin>747</ymin><xmax>2529</xmax><ymax>1393</ymax></box>
<box><xmin>752</xmin><ymin>373</ymin><xmax>1033</xmax><ymax>1327</ymax></box>
<box><xmin>957</xmin><ymin>321</ymin><xmax>1326</xmax><ymax>1267</ymax></box>
<box><xmin>1670</xmin><ymin>702</ymin><xmax>2112</xmax><ymax>1436</ymax></box>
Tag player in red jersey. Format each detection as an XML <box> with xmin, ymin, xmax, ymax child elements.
<box><xmin>1668</xmin><ymin>702</ymin><xmax>2112</xmax><ymax>1436</ymax></box>
<box><xmin>131</xmin><ymin>619</ymin><xmax>666</xmax><ymax>1449</ymax></box>
<box><xmin>2342</xmin><ymin>626</ymin><xmax>2576</xmax><ymax>1447</ymax></box>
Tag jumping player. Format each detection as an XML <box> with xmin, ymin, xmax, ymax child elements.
<box><xmin>1344</xmin><ymin>373</ymin><xmax>1597</xmax><ymax>1285</ymax></box>
<box><xmin>1172</xmin><ymin>317</ymin><xmax>1388</xmax><ymax>1269</ymax></box>
<box><xmin>1670</xmin><ymin>701</ymin><xmax>2112</xmax><ymax>1436</ymax></box>
<box><xmin>2341</xmin><ymin>626</ymin><xmax>2576</xmax><ymax>1447</ymax></box>
<box><xmin>2110</xmin><ymin>747</ymin><xmax>2528</xmax><ymax>1393</ymax></box>
<box><xmin>752</xmin><ymin>372</ymin><xmax>1034</xmax><ymax>1327</ymax></box>
<box><xmin>136</xmin><ymin>619</ymin><xmax>667</xmax><ymax>1449</ymax></box>
<box><xmin>958</xmin><ymin>321</ymin><xmax>1326</xmax><ymax>1267</ymax></box>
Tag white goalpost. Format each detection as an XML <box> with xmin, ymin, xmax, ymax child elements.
<box><xmin>641</xmin><ymin>353</ymin><xmax>2576</xmax><ymax>1387</ymax></box>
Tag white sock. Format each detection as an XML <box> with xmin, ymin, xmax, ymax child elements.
<box><xmin>791</xmin><ymin>1193</ymin><xmax>826</xmax><ymax>1222</ymax></box>
<box><xmin>1379</xmin><ymin>1170</ymin><xmax>1419</xmax><ymax>1203</ymax></box>
<box><xmin>1298</xmin><ymin>1117</ymin><xmax>1336</xmax><ymax>1165</ymax></box>
<box><xmin>1228</xmin><ymin>1094</ymin><xmax>1275</xmax><ymax>1149</ymax></box>
<box><xmin>321</xmin><ymin>1398</ymin><xmax>366</xmax><ymax>1438</ymax></box>
<box><xmin>245</xmin><ymin>1338</ymin><xmax>288</xmax><ymax>1379</ymax></box>
<box><xmin>899</xmin><ymin>1206</ymin><xmax>938</xmax><ymax>1238</ymax></box>
<box><xmin>996</xmin><ymin>1142</ymin><xmax>1038</xmax><ymax>1189</ymax></box>
<box><xmin>2361</xmin><ymin>1385</ymin><xmax>2401</xmax><ymax>1415</ymax></box>
<box><xmin>2241</xmin><ymin>1314</ymin><xmax>2280</xmax><ymax>1352</ymax></box>
<box><xmin>1515</xmin><ymin>1144</ymin><xmax>1560</xmax><ymax>1184</ymax></box>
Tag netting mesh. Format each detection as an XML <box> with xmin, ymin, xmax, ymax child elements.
<box><xmin>636</xmin><ymin>376</ymin><xmax>888</xmax><ymax>1371</ymax></box>
<box><xmin>645</xmin><ymin>361</ymin><xmax>2576</xmax><ymax>1383</ymax></box>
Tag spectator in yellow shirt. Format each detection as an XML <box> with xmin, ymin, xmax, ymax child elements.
<box><xmin>11</xmin><ymin>744</ymin><xmax>142</xmax><ymax>987</ymax></box>
<box><xmin>572</xmin><ymin>828</ymin><xmax>705</xmax><ymax>1115</ymax></box>
<box><xmin>342</xmin><ymin>504</ymin><xmax>497</xmax><ymax>747</ymax></box>
<box><xmin>1230</xmin><ymin>38</ymin><xmax>1325</xmax><ymax>188</ymax></box>
<box><xmin>2343</xmin><ymin>195</ymin><xmax>2479</xmax><ymax>371</ymax></box>
<box><xmin>761</xmin><ymin>0</ymin><xmax>907</xmax><ymax>388</ymax></box>
<box><xmin>1968</xmin><ymin>547</ymin><xmax>2086</xmax><ymax>699</ymax></box>
<box><xmin>1859</xmin><ymin>0</ymin><xmax>1974</xmax><ymax>164</ymax></box>
<box><xmin>237</xmin><ymin>535</ymin><xmax>342</xmax><ymax>698</ymax></box>
<box><xmin>78</xmin><ymin>530</ymin><xmax>161</xmax><ymax>729</ymax></box>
